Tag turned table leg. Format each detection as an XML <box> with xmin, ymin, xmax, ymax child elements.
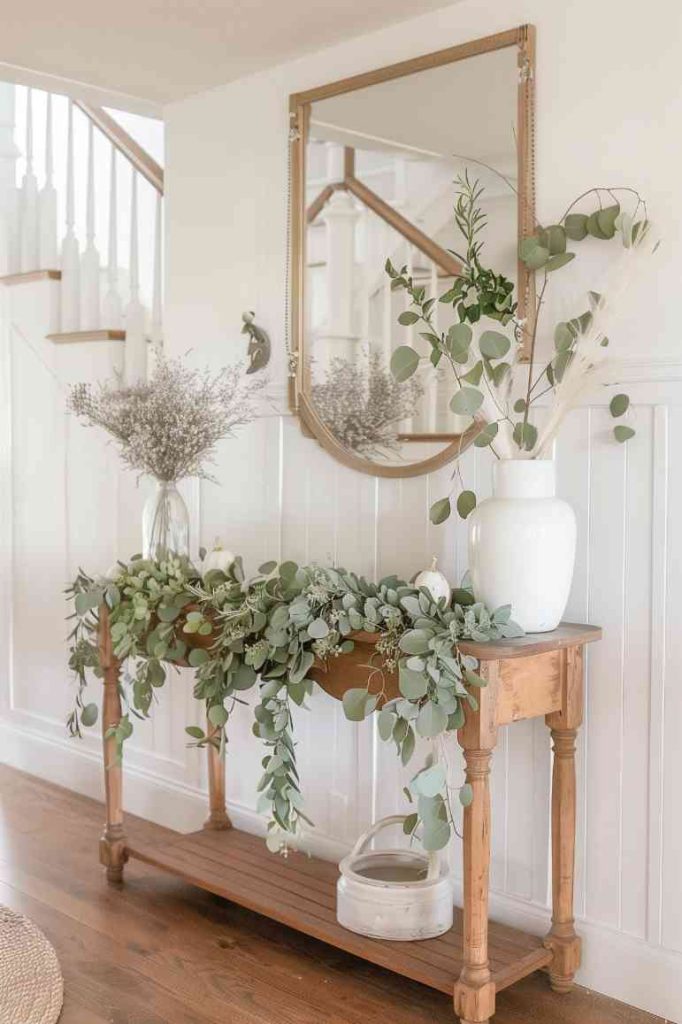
<box><xmin>544</xmin><ymin>645</ymin><xmax>584</xmax><ymax>992</ymax></box>
<box><xmin>98</xmin><ymin>607</ymin><xmax>128</xmax><ymax>883</ymax></box>
<box><xmin>204</xmin><ymin>721</ymin><xmax>232</xmax><ymax>830</ymax></box>
<box><xmin>454</xmin><ymin>662</ymin><xmax>499</xmax><ymax>1024</ymax></box>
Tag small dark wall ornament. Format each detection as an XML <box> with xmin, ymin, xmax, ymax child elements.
<box><xmin>241</xmin><ymin>311</ymin><xmax>271</xmax><ymax>374</ymax></box>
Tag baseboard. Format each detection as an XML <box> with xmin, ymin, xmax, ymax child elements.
<box><xmin>458</xmin><ymin>884</ymin><xmax>682</xmax><ymax>1022</ymax></box>
<box><xmin>0</xmin><ymin>714</ymin><xmax>350</xmax><ymax>861</ymax></box>
<box><xmin>1</xmin><ymin>717</ymin><xmax>680</xmax><ymax>1021</ymax></box>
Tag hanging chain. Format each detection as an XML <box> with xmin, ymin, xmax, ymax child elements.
<box><xmin>518</xmin><ymin>32</ymin><xmax>537</xmax><ymax>357</ymax></box>
<box><xmin>284</xmin><ymin>112</ymin><xmax>300</xmax><ymax>381</ymax></box>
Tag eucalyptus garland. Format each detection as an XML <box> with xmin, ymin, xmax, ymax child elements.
<box><xmin>66</xmin><ymin>554</ymin><xmax>522</xmax><ymax>853</ymax></box>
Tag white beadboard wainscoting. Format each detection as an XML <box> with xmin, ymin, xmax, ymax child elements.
<box><xmin>1</xmin><ymin>279</ymin><xmax>681</xmax><ymax>1018</ymax></box>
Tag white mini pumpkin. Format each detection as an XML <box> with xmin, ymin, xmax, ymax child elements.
<box><xmin>413</xmin><ymin>557</ymin><xmax>451</xmax><ymax>605</ymax></box>
<box><xmin>202</xmin><ymin>540</ymin><xmax>235</xmax><ymax>577</ymax></box>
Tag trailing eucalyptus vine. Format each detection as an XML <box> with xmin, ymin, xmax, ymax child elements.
<box><xmin>387</xmin><ymin>173</ymin><xmax>653</xmax><ymax>525</ymax></box>
<box><xmin>67</xmin><ymin>553</ymin><xmax>522</xmax><ymax>854</ymax></box>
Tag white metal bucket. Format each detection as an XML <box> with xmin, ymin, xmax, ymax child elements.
<box><xmin>337</xmin><ymin>815</ymin><xmax>454</xmax><ymax>941</ymax></box>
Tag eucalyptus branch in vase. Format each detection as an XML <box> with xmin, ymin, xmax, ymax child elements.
<box><xmin>386</xmin><ymin>173</ymin><xmax>657</xmax><ymax>524</ymax></box>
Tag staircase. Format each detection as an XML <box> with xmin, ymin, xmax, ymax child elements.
<box><xmin>306</xmin><ymin>141</ymin><xmax>463</xmax><ymax>437</ymax></box>
<box><xmin>0</xmin><ymin>82</ymin><xmax>163</xmax><ymax>383</ymax></box>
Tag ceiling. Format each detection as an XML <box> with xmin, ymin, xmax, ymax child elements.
<box><xmin>0</xmin><ymin>0</ymin><xmax>458</xmax><ymax>111</ymax></box>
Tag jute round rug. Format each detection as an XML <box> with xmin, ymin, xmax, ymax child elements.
<box><xmin>0</xmin><ymin>906</ymin><xmax>63</xmax><ymax>1023</ymax></box>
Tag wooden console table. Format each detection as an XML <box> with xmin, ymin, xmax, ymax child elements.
<box><xmin>97</xmin><ymin>616</ymin><xmax>600</xmax><ymax>1024</ymax></box>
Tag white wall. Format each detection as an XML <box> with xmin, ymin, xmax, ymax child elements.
<box><xmin>1</xmin><ymin>0</ymin><xmax>681</xmax><ymax>1020</ymax></box>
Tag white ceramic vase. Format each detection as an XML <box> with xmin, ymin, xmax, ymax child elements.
<box><xmin>468</xmin><ymin>460</ymin><xmax>576</xmax><ymax>633</ymax></box>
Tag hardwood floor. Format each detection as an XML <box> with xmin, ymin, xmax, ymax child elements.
<box><xmin>0</xmin><ymin>765</ymin><xmax>666</xmax><ymax>1024</ymax></box>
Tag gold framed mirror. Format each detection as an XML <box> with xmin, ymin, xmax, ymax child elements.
<box><xmin>288</xmin><ymin>25</ymin><xmax>536</xmax><ymax>478</ymax></box>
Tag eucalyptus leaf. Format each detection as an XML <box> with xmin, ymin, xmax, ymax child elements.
<box><xmin>377</xmin><ymin>708</ymin><xmax>395</xmax><ymax>741</ymax></box>
<box><xmin>564</xmin><ymin>213</ymin><xmax>588</xmax><ymax>240</ymax></box>
<box><xmin>208</xmin><ymin>704</ymin><xmax>228</xmax><ymax>727</ymax></box>
<box><xmin>479</xmin><ymin>330</ymin><xmax>510</xmax><ymax>360</ymax></box>
<box><xmin>597</xmin><ymin>204</ymin><xmax>620</xmax><ymax>239</ymax></box>
<box><xmin>402</xmin><ymin>812</ymin><xmax>418</xmax><ymax>835</ymax></box>
<box><xmin>400</xmin><ymin>727</ymin><xmax>416</xmax><ymax>765</ymax></box>
<box><xmin>390</xmin><ymin>345</ymin><xmax>420</xmax><ymax>382</ymax></box>
<box><xmin>421</xmin><ymin>817</ymin><xmax>450</xmax><ymax>851</ymax></box>
<box><xmin>609</xmin><ymin>393</ymin><xmax>630</xmax><ymax>418</ymax></box>
<box><xmin>80</xmin><ymin>703</ymin><xmax>98</xmax><ymax>728</ymax></box>
<box><xmin>342</xmin><ymin>687</ymin><xmax>378</xmax><ymax>722</ymax></box>
<box><xmin>450</xmin><ymin>387</ymin><xmax>483</xmax><ymax>416</ymax></box>
<box><xmin>459</xmin><ymin>783</ymin><xmax>474</xmax><ymax>807</ymax></box>
<box><xmin>541</xmin><ymin>224</ymin><xmax>567</xmax><ymax>255</ymax></box>
<box><xmin>513</xmin><ymin>421</ymin><xmax>538</xmax><ymax>452</ymax></box>
<box><xmin>546</xmin><ymin>252</ymin><xmax>576</xmax><ymax>272</ymax></box>
<box><xmin>523</xmin><ymin>244</ymin><xmax>550</xmax><ymax>269</ymax></box>
<box><xmin>399</xmin><ymin>666</ymin><xmax>428</xmax><ymax>699</ymax></box>
<box><xmin>614</xmin><ymin>425</ymin><xmax>636</xmax><ymax>443</ymax></box>
<box><xmin>412</xmin><ymin>763</ymin><xmax>446</xmax><ymax>798</ymax></box>
<box><xmin>456</xmin><ymin>490</ymin><xmax>477</xmax><ymax>520</ymax></box>
<box><xmin>554</xmin><ymin>322</ymin><xmax>574</xmax><ymax>352</ymax></box>
<box><xmin>188</xmin><ymin>647</ymin><xmax>209</xmax><ymax>667</ymax></box>
<box><xmin>416</xmin><ymin>701</ymin><xmax>448</xmax><ymax>738</ymax></box>
<box><xmin>398</xmin><ymin>310</ymin><xmax>420</xmax><ymax>326</ymax></box>
<box><xmin>462</xmin><ymin>360</ymin><xmax>484</xmax><ymax>385</ymax></box>
<box><xmin>429</xmin><ymin>497</ymin><xmax>451</xmax><ymax>525</ymax></box>
<box><xmin>307</xmin><ymin>618</ymin><xmax>329</xmax><ymax>640</ymax></box>
<box><xmin>473</xmin><ymin>422</ymin><xmax>499</xmax><ymax>448</ymax></box>
<box><xmin>446</xmin><ymin>323</ymin><xmax>473</xmax><ymax>363</ymax></box>
<box><xmin>587</xmin><ymin>211</ymin><xmax>608</xmax><ymax>239</ymax></box>
<box><xmin>519</xmin><ymin>236</ymin><xmax>541</xmax><ymax>259</ymax></box>
<box><xmin>399</xmin><ymin>630</ymin><xmax>432</xmax><ymax>656</ymax></box>
<box><xmin>185</xmin><ymin>726</ymin><xmax>205</xmax><ymax>740</ymax></box>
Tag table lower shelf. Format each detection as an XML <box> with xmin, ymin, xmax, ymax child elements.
<box><xmin>125</xmin><ymin>824</ymin><xmax>551</xmax><ymax>996</ymax></box>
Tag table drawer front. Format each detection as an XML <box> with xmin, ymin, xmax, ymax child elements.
<box><xmin>497</xmin><ymin>650</ymin><xmax>562</xmax><ymax>725</ymax></box>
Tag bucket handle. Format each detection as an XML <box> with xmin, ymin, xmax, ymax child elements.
<box><xmin>349</xmin><ymin>814</ymin><xmax>440</xmax><ymax>881</ymax></box>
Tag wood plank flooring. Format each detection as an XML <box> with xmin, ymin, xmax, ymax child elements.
<box><xmin>0</xmin><ymin>766</ymin><xmax>667</xmax><ymax>1024</ymax></box>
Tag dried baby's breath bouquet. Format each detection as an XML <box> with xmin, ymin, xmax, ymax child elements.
<box><xmin>68</xmin><ymin>356</ymin><xmax>264</xmax><ymax>482</ymax></box>
<box><xmin>312</xmin><ymin>350</ymin><xmax>424</xmax><ymax>458</ymax></box>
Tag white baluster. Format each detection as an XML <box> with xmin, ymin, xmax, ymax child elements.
<box><xmin>150</xmin><ymin>189</ymin><xmax>163</xmax><ymax>360</ymax></box>
<box><xmin>19</xmin><ymin>88</ymin><xmax>39</xmax><ymax>272</ymax></box>
<box><xmin>382</xmin><ymin>271</ymin><xmax>392</xmax><ymax>371</ymax></box>
<box><xmin>0</xmin><ymin>82</ymin><xmax>19</xmax><ymax>275</ymax></box>
<box><xmin>426</xmin><ymin>261</ymin><xmax>439</xmax><ymax>433</ymax></box>
<box><xmin>80</xmin><ymin>119</ymin><xmax>101</xmax><ymax>329</ymax></box>
<box><xmin>317</xmin><ymin>142</ymin><xmax>359</xmax><ymax>372</ymax></box>
<box><xmin>38</xmin><ymin>92</ymin><xmax>58</xmax><ymax>268</ymax></box>
<box><xmin>124</xmin><ymin>171</ymin><xmax>146</xmax><ymax>382</ymax></box>
<box><xmin>401</xmin><ymin>240</ymin><xmax>415</xmax><ymax>434</ymax></box>
<box><xmin>60</xmin><ymin>99</ymin><xmax>80</xmax><ymax>330</ymax></box>
<box><xmin>101</xmin><ymin>144</ymin><xmax>122</xmax><ymax>328</ymax></box>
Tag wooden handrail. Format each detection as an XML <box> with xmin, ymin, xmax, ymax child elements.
<box><xmin>306</xmin><ymin>183</ymin><xmax>341</xmax><ymax>225</ymax></box>
<box><xmin>345</xmin><ymin>176</ymin><xmax>461</xmax><ymax>278</ymax></box>
<box><xmin>306</xmin><ymin>159</ymin><xmax>461</xmax><ymax>278</ymax></box>
<box><xmin>75</xmin><ymin>101</ymin><xmax>164</xmax><ymax>194</ymax></box>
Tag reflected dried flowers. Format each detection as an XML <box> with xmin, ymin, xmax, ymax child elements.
<box><xmin>312</xmin><ymin>350</ymin><xmax>424</xmax><ymax>459</ymax></box>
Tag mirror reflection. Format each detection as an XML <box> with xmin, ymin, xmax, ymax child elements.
<box><xmin>303</xmin><ymin>45</ymin><xmax>521</xmax><ymax>468</ymax></box>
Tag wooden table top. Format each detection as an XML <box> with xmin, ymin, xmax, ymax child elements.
<box><xmin>459</xmin><ymin>622</ymin><xmax>602</xmax><ymax>661</ymax></box>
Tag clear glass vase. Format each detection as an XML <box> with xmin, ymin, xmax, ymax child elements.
<box><xmin>142</xmin><ymin>479</ymin><xmax>190</xmax><ymax>561</ymax></box>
